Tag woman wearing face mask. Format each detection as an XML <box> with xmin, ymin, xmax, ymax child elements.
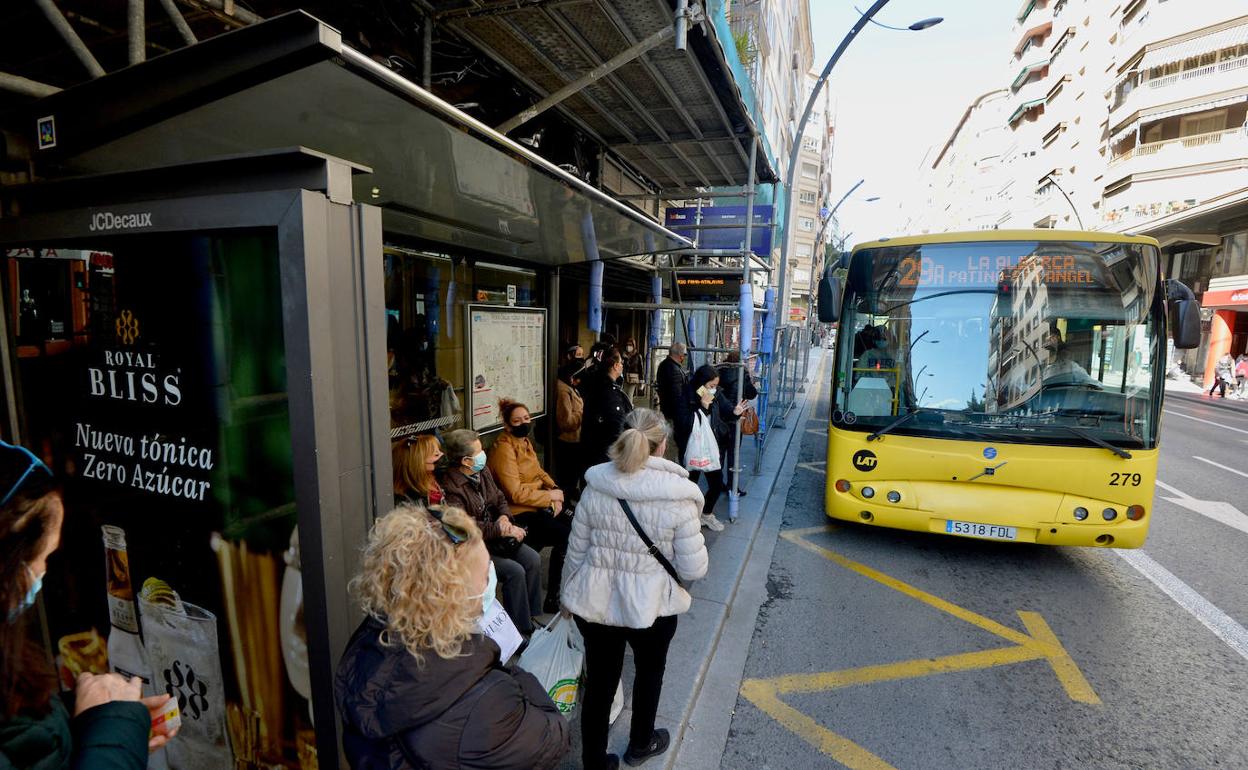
<box><xmin>439</xmin><ymin>429</ymin><xmax>545</xmax><ymax>634</ymax></box>
<box><xmin>620</xmin><ymin>338</ymin><xmax>644</xmax><ymax>401</ymax></box>
<box><xmin>0</xmin><ymin>441</ymin><xmax>178</xmax><ymax>769</ymax></box>
<box><xmin>335</xmin><ymin>504</ymin><xmax>569</xmax><ymax>769</ymax></box>
<box><xmin>676</xmin><ymin>365</ymin><xmax>746</xmax><ymax>531</ymax></box>
<box><xmin>487</xmin><ymin>400</ymin><xmax>571</xmax><ymax>615</ymax></box>
<box><xmin>581</xmin><ymin>349</ymin><xmax>634</xmax><ymax>469</ymax></box>
<box><xmin>393</xmin><ymin>434</ymin><xmax>446</xmax><ymax>507</ymax></box>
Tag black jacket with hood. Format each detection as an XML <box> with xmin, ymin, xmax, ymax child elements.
<box><xmin>335</xmin><ymin>617</ymin><xmax>569</xmax><ymax>770</ymax></box>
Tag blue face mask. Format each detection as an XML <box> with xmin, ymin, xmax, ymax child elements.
<box><xmin>480</xmin><ymin>562</ymin><xmax>498</xmax><ymax>615</ymax></box>
<box><xmin>9</xmin><ymin>567</ymin><xmax>43</xmax><ymax>623</ymax></box>
<box><xmin>470</xmin><ymin>451</ymin><xmax>487</xmax><ymax>474</ymax></box>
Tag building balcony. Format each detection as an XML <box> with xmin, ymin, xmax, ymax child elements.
<box><xmin>1110</xmin><ymin>54</ymin><xmax>1248</xmax><ymax>126</ymax></box>
<box><xmin>1107</xmin><ymin>126</ymin><xmax>1248</xmax><ymax>178</ymax></box>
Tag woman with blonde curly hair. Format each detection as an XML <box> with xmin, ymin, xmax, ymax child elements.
<box><xmin>335</xmin><ymin>504</ymin><xmax>569</xmax><ymax>769</ymax></box>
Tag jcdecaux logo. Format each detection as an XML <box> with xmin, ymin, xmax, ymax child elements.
<box><xmin>89</xmin><ymin>211</ymin><xmax>153</xmax><ymax>232</ymax></box>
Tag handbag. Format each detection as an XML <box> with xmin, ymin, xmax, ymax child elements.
<box><xmin>617</xmin><ymin>499</ymin><xmax>684</xmax><ymax>588</ymax></box>
<box><xmin>487</xmin><ymin>535</ymin><xmax>522</xmax><ymax>558</ymax></box>
<box><xmin>740</xmin><ymin>406</ymin><xmax>759</xmax><ymax>436</ymax></box>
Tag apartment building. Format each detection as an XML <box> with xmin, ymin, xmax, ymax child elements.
<box><xmin>907</xmin><ymin>89</ymin><xmax>1012</xmax><ymax>234</ymax></box>
<box><xmin>911</xmin><ymin>0</ymin><xmax>1247</xmax><ymax>381</ymax></box>
<box><xmin>788</xmin><ymin>71</ymin><xmax>835</xmax><ymax>321</ymax></box>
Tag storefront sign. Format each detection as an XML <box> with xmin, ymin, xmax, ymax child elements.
<box><xmin>1200</xmin><ymin>288</ymin><xmax>1248</xmax><ymax>307</ymax></box>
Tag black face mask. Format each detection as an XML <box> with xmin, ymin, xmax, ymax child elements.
<box><xmin>511</xmin><ymin>423</ymin><xmax>532</xmax><ymax>439</ymax></box>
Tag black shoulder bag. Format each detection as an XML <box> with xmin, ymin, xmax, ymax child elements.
<box><xmin>617</xmin><ymin>499</ymin><xmax>684</xmax><ymax>588</ymax></box>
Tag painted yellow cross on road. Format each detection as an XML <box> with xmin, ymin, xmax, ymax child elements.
<box><xmin>740</xmin><ymin>525</ymin><xmax>1100</xmax><ymax>769</ymax></box>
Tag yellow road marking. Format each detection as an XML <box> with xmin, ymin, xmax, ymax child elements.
<box><xmin>1018</xmin><ymin>611</ymin><xmax>1102</xmax><ymax>704</ymax></box>
<box><xmin>739</xmin><ymin>526</ymin><xmax>1100</xmax><ymax>768</ymax></box>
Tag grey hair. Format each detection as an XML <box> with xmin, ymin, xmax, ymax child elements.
<box><xmin>608</xmin><ymin>408</ymin><xmax>671</xmax><ymax>474</ymax></box>
<box><xmin>441</xmin><ymin>429</ymin><xmax>480</xmax><ymax>463</ymax></box>
<box><xmin>670</xmin><ymin>342</ymin><xmax>687</xmax><ymax>356</ymax></box>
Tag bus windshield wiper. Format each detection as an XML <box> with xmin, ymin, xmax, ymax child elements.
<box><xmin>866</xmin><ymin>408</ymin><xmax>939</xmax><ymax>441</ymax></box>
<box><xmin>1056</xmin><ymin>424</ymin><xmax>1133</xmax><ymax>459</ymax></box>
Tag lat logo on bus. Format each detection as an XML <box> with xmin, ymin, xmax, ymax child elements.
<box><xmin>852</xmin><ymin>450</ymin><xmax>878</xmax><ymax>472</ymax></box>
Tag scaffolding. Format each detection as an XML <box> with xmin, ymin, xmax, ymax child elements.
<box><xmin>593</xmin><ymin>134</ymin><xmax>817</xmax><ymax>521</ymax></box>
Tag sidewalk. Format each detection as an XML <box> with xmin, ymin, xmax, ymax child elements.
<box><xmin>555</xmin><ymin>348</ymin><xmax>827</xmax><ymax>769</ymax></box>
<box><xmin>1165</xmin><ymin>377</ymin><xmax>1248</xmax><ymax>414</ymax></box>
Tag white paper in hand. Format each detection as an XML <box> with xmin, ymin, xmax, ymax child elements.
<box><xmin>479</xmin><ymin>602</ymin><xmax>523</xmax><ymax>662</ymax></box>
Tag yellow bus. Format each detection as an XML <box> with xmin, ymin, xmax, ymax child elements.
<box><xmin>816</xmin><ymin>230</ymin><xmax>1200</xmax><ymax>549</ymax></box>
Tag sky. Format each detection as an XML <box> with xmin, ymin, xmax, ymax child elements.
<box><xmin>810</xmin><ymin>0</ymin><xmax>1018</xmax><ymax>245</ymax></box>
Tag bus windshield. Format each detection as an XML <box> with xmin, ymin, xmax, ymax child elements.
<box><xmin>833</xmin><ymin>239</ymin><xmax>1162</xmax><ymax>450</ymax></box>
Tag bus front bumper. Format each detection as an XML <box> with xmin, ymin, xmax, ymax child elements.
<box><xmin>826</xmin><ymin>484</ymin><xmax>1149</xmax><ymax>549</ymax></box>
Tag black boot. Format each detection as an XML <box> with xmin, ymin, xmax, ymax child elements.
<box><xmin>623</xmin><ymin>729</ymin><xmax>670</xmax><ymax>766</ymax></box>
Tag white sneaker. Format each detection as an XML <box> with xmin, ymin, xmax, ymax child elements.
<box><xmin>701</xmin><ymin>513</ymin><xmax>725</xmax><ymax>531</ymax></box>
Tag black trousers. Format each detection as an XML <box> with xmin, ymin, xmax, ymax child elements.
<box><xmin>491</xmin><ymin>543</ymin><xmax>542</xmax><ymax>635</ymax></box>
<box><xmin>512</xmin><ymin>509</ymin><xmax>572</xmax><ymax>607</ymax></box>
<box><xmin>688</xmin><ymin>462</ymin><xmax>727</xmax><ymax>515</ymax></box>
<box><xmin>1211</xmin><ymin>376</ymin><xmax>1229</xmax><ymax>397</ymax></box>
<box><xmin>575</xmin><ymin>615</ymin><xmax>679</xmax><ymax>770</ymax></box>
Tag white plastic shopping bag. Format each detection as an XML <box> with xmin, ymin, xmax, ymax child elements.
<box><xmin>518</xmin><ymin>616</ymin><xmax>585</xmax><ymax>715</ymax></box>
<box><xmin>684</xmin><ymin>411</ymin><xmax>721</xmax><ymax>472</ymax></box>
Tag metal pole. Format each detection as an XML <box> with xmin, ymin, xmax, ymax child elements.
<box><xmin>128</xmin><ymin>0</ymin><xmax>145</xmax><ymax>65</ymax></box>
<box><xmin>728</xmin><ymin>135</ymin><xmax>758</xmax><ymax>522</ymax></box>
<box><xmin>422</xmin><ymin>14</ymin><xmax>433</xmax><ymax>89</ymax></box>
<box><xmin>0</xmin><ymin>72</ymin><xmax>60</xmax><ymax>98</ymax></box>
<box><xmin>156</xmin><ymin>0</ymin><xmax>197</xmax><ymax>45</ymax></box>
<box><xmin>1044</xmin><ymin>174</ymin><xmax>1085</xmax><ymax>229</ymax></box>
<box><xmin>776</xmin><ymin>0</ymin><xmax>890</xmax><ymax>335</ymax></box>
<box><xmin>33</xmin><ymin>0</ymin><xmax>106</xmax><ymax>78</ymax></box>
<box><xmin>675</xmin><ymin>0</ymin><xmax>690</xmax><ymax>51</ymax></box>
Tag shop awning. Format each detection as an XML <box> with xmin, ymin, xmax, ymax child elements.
<box><xmin>435</xmin><ymin>0</ymin><xmax>775</xmax><ymax>189</ymax></box>
<box><xmin>3</xmin><ymin>11</ymin><xmax>691</xmax><ymax>265</ymax></box>
<box><xmin>1012</xmin><ymin>60</ymin><xmax>1049</xmax><ymax>90</ymax></box>
<box><xmin>1109</xmin><ymin>88</ymin><xmax>1248</xmax><ymax>146</ymax></box>
<box><xmin>1008</xmin><ymin>98</ymin><xmax>1045</xmax><ymax>125</ymax></box>
<box><xmin>1139</xmin><ymin>20</ymin><xmax>1248</xmax><ymax>71</ymax></box>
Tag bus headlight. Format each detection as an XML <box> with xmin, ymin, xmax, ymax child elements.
<box><xmin>1073</xmin><ymin>507</ymin><xmax>1089</xmax><ymax>521</ymax></box>
<box><xmin>1103</xmin><ymin>507</ymin><xmax>1118</xmax><ymax>521</ymax></box>
<box><xmin>886</xmin><ymin>491</ymin><xmax>901</xmax><ymax>503</ymax></box>
<box><xmin>1126</xmin><ymin>505</ymin><xmax>1146</xmax><ymax>521</ymax></box>
<box><xmin>861</xmin><ymin>486</ymin><xmax>875</xmax><ymax>499</ymax></box>
<box><xmin>835</xmin><ymin>479</ymin><xmax>852</xmax><ymax>493</ymax></box>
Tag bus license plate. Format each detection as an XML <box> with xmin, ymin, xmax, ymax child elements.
<box><xmin>945</xmin><ymin>520</ymin><xmax>1018</xmax><ymax>541</ymax></box>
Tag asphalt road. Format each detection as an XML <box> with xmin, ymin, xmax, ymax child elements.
<box><xmin>720</xmin><ymin>380</ymin><xmax>1248</xmax><ymax>769</ymax></box>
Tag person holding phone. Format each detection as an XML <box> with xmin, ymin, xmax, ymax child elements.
<box><xmin>0</xmin><ymin>440</ymin><xmax>178</xmax><ymax>769</ymax></box>
<box><xmin>676</xmin><ymin>366</ymin><xmax>747</xmax><ymax>531</ymax></box>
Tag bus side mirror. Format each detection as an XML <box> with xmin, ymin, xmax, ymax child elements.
<box><xmin>818</xmin><ymin>269</ymin><xmax>842</xmax><ymax>323</ymax></box>
<box><xmin>1166</xmin><ymin>279</ymin><xmax>1201</xmax><ymax>349</ymax></box>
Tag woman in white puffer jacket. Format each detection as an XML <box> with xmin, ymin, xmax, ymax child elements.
<box><xmin>561</xmin><ymin>407</ymin><xmax>708</xmax><ymax>770</ymax></box>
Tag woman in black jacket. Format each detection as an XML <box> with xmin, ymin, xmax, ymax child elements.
<box><xmin>0</xmin><ymin>441</ymin><xmax>177</xmax><ymax>770</ymax></box>
<box><xmin>677</xmin><ymin>365</ymin><xmax>746</xmax><ymax>531</ymax></box>
<box><xmin>336</xmin><ymin>504</ymin><xmax>569</xmax><ymax>770</ymax></box>
<box><xmin>580</xmin><ymin>349</ymin><xmax>634</xmax><ymax>468</ymax></box>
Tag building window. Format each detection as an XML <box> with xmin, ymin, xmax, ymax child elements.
<box><xmin>1220</xmin><ymin>233</ymin><xmax>1248</xmax><ymax>278</ymax></box>
<box><xmin>1180</xmin><ymin>109</ymin><xmax>1227</xmax><ymax>137</ymax></box>
<box><xmin>794</xmin><ymin>268</ymin><xmax>811</xmax><ymax>285</ymax></box>
<box><xmin>798</xmin><ymin>217</ymin><xmax>815</xmax><ymax>231</ymax></box>
<box><xmin>802</xmin><ymin>136</ymin><xmax>819</xmax><ymax>152</ymax></box>
<box><xmin>801</xmin><ymin>162</ymin><xmax>819</xmax><ymax>179</ymax></box>
<box><xmin>798</xmin><ymin>190</ymin><xmax>817</xmax><ymax>205</ymax></box>
<box><xmin>796</xmin><ymin>243</ymin><xmax>813</xmax><ymax>258</ymax></box>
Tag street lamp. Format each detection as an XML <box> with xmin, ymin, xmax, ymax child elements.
<box><xmin>854</xmin><ymin>6</ymin><xmax>945</xmax><ymax>31</ymax></box>
<box><xmin>775</xmin><ymin>2</ymin><xmax>943</xmax><ymax>324</ymax></box>
<box><xmin>1041</xmin><ymin>173</ymin><xmax>1085</xmax><ymax>230</ymax></box>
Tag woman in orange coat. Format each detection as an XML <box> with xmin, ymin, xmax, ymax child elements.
<box><xmin>487</xmin><ymin>400</ymin><xmax>571</xmax><ymax>614</ymax></box>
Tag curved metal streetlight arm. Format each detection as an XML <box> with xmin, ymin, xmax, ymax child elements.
<box><xmin>1043</xmin><ymin>174</ymin><xmax>1085</xmax><ymax>230</ymax></box>
<box><xmin>776</xmin><ymin>0</ymin><xmax>892</xmax><ymax>323</ymax></box>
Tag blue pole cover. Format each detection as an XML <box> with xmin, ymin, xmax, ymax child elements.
<box><xmin>739</xmin><ymin>281</ymin><xmax>754</xmax><ymax>355</ymax></box>
<box><xmin>588</xmin><ymin>261</ymin><xmax>604</xmax><ymax>333</ymax></box>
<box><xmin>649</xmin><ymin>274</ymin><xmax>663</xmax><ymax>347</ymax></box>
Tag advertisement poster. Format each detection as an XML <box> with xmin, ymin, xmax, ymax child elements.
<box><xmin>7</xmin><ymin>233</ymin><xmax>315</xmax><ymax>769</ymax></box>
<box><xmin>664</xmin><ymin>204</ymin><xmax>774</xmax><ymax>257</ymax></box>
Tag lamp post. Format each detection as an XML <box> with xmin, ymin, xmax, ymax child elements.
<box><xmin>1042</xmin><ymin>173</ymin><xmax>1085</xmax><ymax>229</ymax></box>
<box><xmin>775</xmin><ymin>2</ymin><xmax>942</xmax><ymax>325</ymax></box>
